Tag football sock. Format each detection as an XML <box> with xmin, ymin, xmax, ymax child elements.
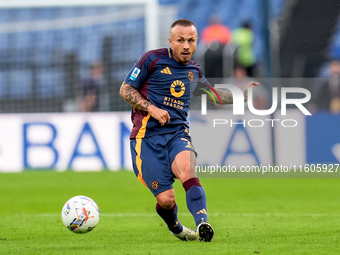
<box><xmin>183</xmin><ymin>177</ymin><xmax>208</xmax><ymax>227</ymax></box>
<box><xmin>156</xmin><ymin>203</ymin><xmax>183</xmax><ymax>234</ymax></box>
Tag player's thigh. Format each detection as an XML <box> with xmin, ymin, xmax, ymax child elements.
<box><xmin>168</xmin><ymin>130</ymin><xmax>197</xmax><ymax>183</ymax></box>
<box><xmin>171</xmin><ymin>150</ymin><xmax>197</xmax><ymax>183</ymax></box>
<box><xmin>130</xmin><ymin>137</ymin><xmax>175</xmax><ymax>196</ymax></box>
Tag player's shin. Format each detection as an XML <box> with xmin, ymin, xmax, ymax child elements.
<box><xmin>183</xmin><ymin>177</ymin><xmax>208</xmax><ymax>226</ymax></box>
<box><xmin>156</xmin><ymin>203</ymin><xmax>183</xmax><ymax>234</ymax></box>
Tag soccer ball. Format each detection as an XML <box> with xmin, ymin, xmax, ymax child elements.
<box><xmin>61</xmin><ymin>195</ymin><xmax>100</xmax><ymax>234</ymax></box>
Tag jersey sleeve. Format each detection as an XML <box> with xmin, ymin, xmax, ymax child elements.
<box><xmin>124</xmin><ymin>51</ymin><xmax>152</xmax><ymax>90</ymax></box>
<box><xmin>192</xmin><ymin>64</ymin><xmax>214</xmax><ymax>97</ymax></box>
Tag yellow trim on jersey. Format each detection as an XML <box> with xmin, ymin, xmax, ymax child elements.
<box><xmin>135</xmin><ymin>113</ymin><xmax>151</xmax><ymax>139</ymax></box>
<box><xmin>135</xmin><ymin>113</ymin><xmax>151</xmax><ymax>188</ymax></box>
<box><xmin>168</xmin><ymin>48</ymin><xmax>171</xmax><ymax>58</ymax></box>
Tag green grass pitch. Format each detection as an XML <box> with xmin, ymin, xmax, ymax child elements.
<box><xmin>0</xmin><ymin>171</ymin><xmax>340</xmax><ymax>254</ymax></box>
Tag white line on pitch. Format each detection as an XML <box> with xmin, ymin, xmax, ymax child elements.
<box><xmin>33</xmin><ymin>212</ymin><xmax>340</xmax><ymax>217</ymax></box>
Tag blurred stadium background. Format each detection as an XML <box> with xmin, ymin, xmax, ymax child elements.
<box><xmin>0</xmin><ymin>0</ymin><xmax>340</xmax><ymax>172</ymax></box>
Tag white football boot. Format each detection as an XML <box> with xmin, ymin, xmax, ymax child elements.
<box><xmin>171</xmin><ymin>225</ymin><xmax>198</xmax><ymax>241</ymax></box>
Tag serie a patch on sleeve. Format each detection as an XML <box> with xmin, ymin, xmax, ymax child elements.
<box><xmin>129</xmin><ymin>67</ymin><xmax>141</xmax><ymax>81</ymax></box>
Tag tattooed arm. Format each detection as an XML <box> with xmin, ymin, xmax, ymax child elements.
<box><xmin>208</xmin><ymin>89</ymin><xmax>234</xmax><ymax>104</ymax></box>
<box><xmin>243</xmin><ymin>81</ymin><xmax>260</xmax><ymax>102</ymax></box>
<box><xmin>206</xmin><ymin>81</ymin><xmax>260</xmax><ymax>104</ymax></box>
<box><xmin>119</xmin><ymin>82</ymin><xmax>170</xmax><ymax>125</ymax></box>
<box><xmin>119</xmin><ymin>81</ymin><xmax>151</xmax><ymax>111</ymax></box>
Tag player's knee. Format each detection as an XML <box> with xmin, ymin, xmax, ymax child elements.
<box><xmin>156</xmin><ymin>189</ymin><xmax>176</xmax><ymax>209</ymax></box>
<box><xmin>177</xmin><ymin>165</ymin><xmax>192</xmax><ymax>183</ymax></box>
<box><xmin>157</xmin><ymin>196</ymin><xmax>176</xmax><ymax>209</ymax></box>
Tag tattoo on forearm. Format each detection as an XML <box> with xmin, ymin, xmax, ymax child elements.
<box><xmin>120</xmin><ymin>82</ymin><xmax>151</xmax><ymax>111</ymax></box>
<box><xmin>210</xmin><ymin>89</ymin><xmax>233</xmax><ymax>104</ymax></box>
<box><xmin>219</xmin><ymin>91</ymin><xmax>233</xmax><ymax>104</ymax></box>
<box><xmin>243</xmin><ymin>90</ymin><xmax>248</xmax><ymax>102</ymax></box>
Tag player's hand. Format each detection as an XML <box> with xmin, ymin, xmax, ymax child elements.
<box><xmin>245</xmin><ymin>81</ymin><xmax>260</xmax><ymax>90</ymax></box>
<box><xmin>147</xmin><ymin>105</ymin><xmax>170</xmax><ymax>126</ymax></box>
<box><xmin>244</xmin><ymin>81</ymin><xmax>260</xmax><ymax>102</ymax></box>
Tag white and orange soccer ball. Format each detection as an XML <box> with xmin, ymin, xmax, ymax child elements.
<box><xmin>61</xmin><ymin>195</ymin><xmax>100</xmax><ymax>234</ymax></box>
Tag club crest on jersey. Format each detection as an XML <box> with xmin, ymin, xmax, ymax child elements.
<box><xmin>188</xmin><ymin>71</ymin><xmax>194</xmax><ymax>82</ymax></box>
<box><xmin>129</xmin><ymin>67</ymin><xmax>141</xmax><ymax>81</ymax></box>
<box><xmin>170</xmin><ymin>80</ymin><xmax>185</xmax><ymax>98</ymax></box>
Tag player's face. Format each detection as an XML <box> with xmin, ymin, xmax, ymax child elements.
<box><xmin>169</xmin><ymin>25</ymin><xmax>198</xmax><ymax>65</ymax></box>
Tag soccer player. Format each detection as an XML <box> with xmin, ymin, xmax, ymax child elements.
<box><xmin>120</xmin><ymin>19</ymin><xmax>259</xmax><ymax>242</ymax></box>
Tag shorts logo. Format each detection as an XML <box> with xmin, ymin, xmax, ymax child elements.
<box><xmin>129</xmin><ymin>67</ymin><xmax>141</xmax><ymax>81</ymax></box>
<box><xmin>170</xmin><ymin>80</ymin><xmax>185</xmax><ymax>98</ymax></box>
<box><xmin>188</xmin><ymin>71</ymin><xmax>194</xmax><ymax>82</ymax></box>
<box><xmin>151</xmin><ymin>180</ymin><xmax>159</xmax><ymax>190</ymax></box>
<box><xmin>181</xmin><ymin>138</ymin><xmax>194</xmax><ymax>149</ymax></box>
